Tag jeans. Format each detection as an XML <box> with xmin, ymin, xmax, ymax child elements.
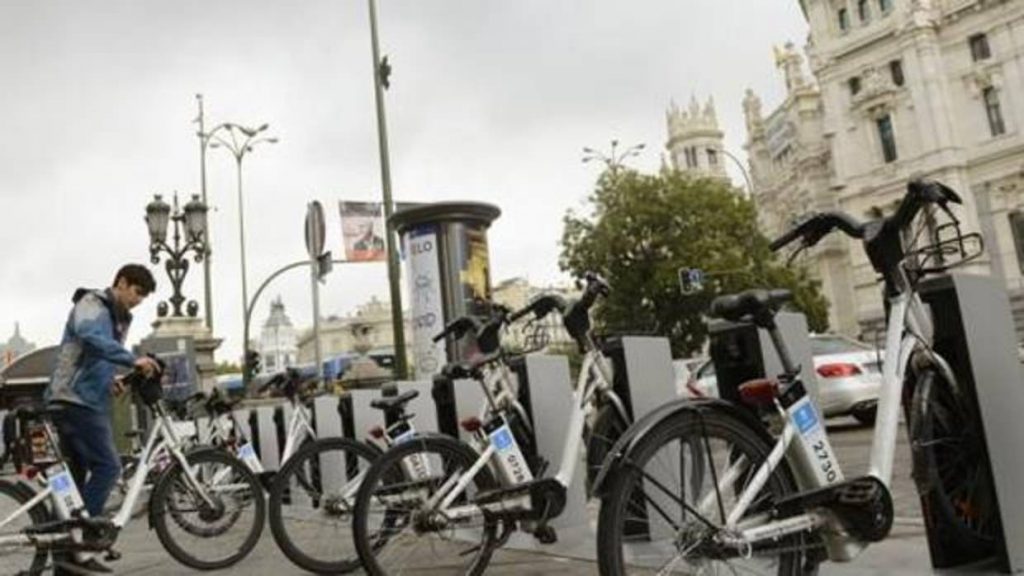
<box><xmin>52</xmin><ymin>404</ymin><xmax>121</xmax><ymax>517</ymax></box>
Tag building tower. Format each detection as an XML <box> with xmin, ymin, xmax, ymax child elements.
<box><xmin>666</xmin><ymin>95</ymin><xmax>728</xmax><ymax>179</ymax></box>
<box><xmin>259</xmin><ymin>297</ymin><xmax>298</xmax><ymax>374</ymax></box>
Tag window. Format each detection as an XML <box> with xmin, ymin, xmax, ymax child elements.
<box><xmin>878</xmin><ymin>0</ymin><xmax>892</xmax><ymax>13</ymax></box>
<box><xmin>984</xmin><ymin>86</ymin><xmax>1006</xmax><ymax>136</ymax></box>
<box><xmin>849</xmin><ymin>76</ymin><xmax>862</xmax><ymax>96</ymax></box>
<box><xmin>889</xmin><ymin>60</ymin><xmax>904</xmax><ymax>87</ymax></box>
<box><xmin>707</xmin><ymin>148</ymin><xmax>718</xmax><ymax>166</ymax></box>
<box><xmin>970</xmin><ymin>33</ymin><xmax>991</xmax><ymax>62</ymax></box>
<box><xmin>683</xmin><ymin>147</ymin><xmax>698</xmax><ymax>169</ymax></box>
<box><xmin>876</xmin><ymin>114</ymin><xmax>898</xmax><ymax>163</ymax></box>
<box><xmin>838</xmin><ymin>8</ymin><xmax>850</xmax><ymax>32</ymax></box>
<box><xmin>1010</xmin><ymin>211</ymin><xmax>1024</xmax><ymax>272</ymax></box>
<box><xmin>858</xmin><ymin>0</ymin><xmax>871</xmax><ymax>22</ymax></box>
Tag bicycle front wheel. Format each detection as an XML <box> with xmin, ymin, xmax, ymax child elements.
<box><xmin>597</xmin><ymin>405</ymin><xmax>806</xmax><ymax>576</ymax></box>
<box><xmin>268</xmin><ymin>436</ymin><xmax>380</xmax><ymax>574</ymax></box>
<box><xmin>352</xmin><ymin>435</ymin><xmax>500</xmax><ymax>576</ymax></box>
<box><xmin>150</xmin><ymin>448</ymin><xmax>266</xmax><ymax>570</ymax></box>
<box><xmin>910</xmin><ymin>369</ymin><xmax>999</xmax><ymax>552</ymax></box>
<box><xmin>0</xmin><ymin>479</ymin><xmax>49</xmax><ymax>575</ymax></box>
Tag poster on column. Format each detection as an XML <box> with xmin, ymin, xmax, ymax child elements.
<box><xmin>339</xmin><ymin>201</ymin><xmax>386</xmax><ymax>262</ymax></box>
<box><xmin>404</xmin><ymin>225</ymin><xmax>446</xmax><ymax>378</ymax></box>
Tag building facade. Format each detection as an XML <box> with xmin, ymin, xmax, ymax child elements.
<box><xmin>746</xmin><ymin>0</ymin><xmax>1024</xmax><ymax>338</ymax></box>
<box><xmin>665</xmin><ymin>96</ymin><xmax>729</xmax><ymax>179</ymax></box>
<box><xmin>0</xmin><ymin>324</ymin><xmax>36</xmax><ymax>370</ymax></box>
<box><xmin>296</xmin><ymin>297</ymin><xmax>408</xmax><ymax>366</ymax></box>
<box><xmin>258</xmin><ymin>297</ymin><xmax>298</xmax><ymax>373</ymax></box>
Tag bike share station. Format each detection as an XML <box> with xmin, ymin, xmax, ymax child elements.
<box><xmin>707</xmin><ymin>275</ymin><xmax>1024</xmax><ymax>574</ymax></box>
<box><xmin>388</xmin><ymin>202</ymin><xmax>683</xmax><ymax>561</ymax></box>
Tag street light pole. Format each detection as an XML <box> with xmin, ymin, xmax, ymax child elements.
<box><xmin>195</xmin><ymin>94</ymin><xmax>214</xmax><ymax>331</ymax></box>
<box><xmin>720</xmin><ymin>149</ymin><xmax>755</xmax><ymax>197</ymax></box>
<box><xmin>205</xmin><ymin>123</ymin><xmax>277</xmax><ymax>372</ymax></box>
<box><xmin>367</xmin><ymin>0</ymin><xmax>408</xmax><ymax>379</ymax></box>
<box><xmin>582</xmin><ymin>139</ymin><xmax>646</xmax><ymax>174</ymax></box>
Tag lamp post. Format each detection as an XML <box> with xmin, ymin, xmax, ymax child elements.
<box><xmin>145</xmin><ymin>193</ymin><xmax>209</xmax><ymax>318</ymax></box>
<box><xmin>203</xmin><ymin>122</ymin><xmax>277</xmax><ymax>360</ymax></box>
<box><xmin>582</xmin><ymin>139</ymin><xmax>646</xmax><ymax>174</ymax></box>
<box><xmin>720</xmin><ymin>148</ymin><xmax>755</xmax><ymax>197</ymax></box>
<box><xmin>367</xmin><ymin>0</ymin><xmax>408</xmax><ymax>379</ymax></box>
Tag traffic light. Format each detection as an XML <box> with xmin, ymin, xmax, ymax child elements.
<box><xmin>245</xmin><ymin>350</ymin><xmax>262</xmax><ymax>380</ymax></box>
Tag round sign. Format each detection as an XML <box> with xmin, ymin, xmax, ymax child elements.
<box><xmin>305</xmin><ymin>201</ymin><xmax>326</xmax><ymax>259</ymax></box>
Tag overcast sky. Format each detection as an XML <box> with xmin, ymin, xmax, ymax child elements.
<box><xmin>0</xmin><ymin>0</ymin><xmax>809</xmax><ymax>361</ymax></box>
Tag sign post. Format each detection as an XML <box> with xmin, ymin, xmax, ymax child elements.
<box><xmin>306</xmin><ymin>201</ymin><xmax>327</xmax><ymax>381</ymax></box>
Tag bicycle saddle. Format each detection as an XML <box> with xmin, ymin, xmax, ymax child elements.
<box><xmin>370</xmin><ymin>389</ymin><xmax>420</xmax><ymax>412</ymax></box>
<box><xmin>14</xmin><ymin>403</ymin><xmax>64</xmax><ymax>421</ymax></box>
<box><xmin>710</xmin><ymin>289</ymin><xmax>792</xmax><ymax>326</ymax></box>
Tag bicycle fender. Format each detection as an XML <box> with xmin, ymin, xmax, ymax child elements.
<box><xmin>590</xmin><ymin>397</ymin><xmax>774</xmax><ymax>499</ymax></box>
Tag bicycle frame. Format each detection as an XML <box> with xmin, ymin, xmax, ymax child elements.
<box><xmin>0</xmin><ymin>405</ymin><xmax>222</xmax><ymax>551</ymax></box>
<box><xmin>433</xmin><ymin>342</ymin><xmax>624</xmax><ymax>521</ymax></box>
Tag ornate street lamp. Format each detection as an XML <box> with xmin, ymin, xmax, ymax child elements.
<box><xmin>582</xmin><ymin>139</ymin><xmax>646</xmax><ymax>174</ymax></box>
<box><xmin>146</xmin><ymin>193</ymin><xmax>208</xmax><ymax>318</ymax></box>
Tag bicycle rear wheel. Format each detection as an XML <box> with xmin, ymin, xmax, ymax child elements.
<box><xmin>910</xmin><ymin>369</ymin><xmax>999</xmax><ymax>552</ymax></box>
<box><xmin>352</xmin><ymin>435</ymin><xmax>499</xmax><ymax>576</ymax></box>
<box><xmin>597</xmin><ymin>405</ymin><xmax>806</xmax><ymax>576</ymax></box>
<box><xmin>150</xmin><ymin>448</ymin><xmax>265</xmax><ymax>570</ymax></box>
<box><xmin>0</xmin><ymin>479</ymin><xmax>49</xmax><ymax>575</ymax></box>
<box><xmin>268</xmin><ymin>436</ymin><xmax>380</xmax><ymax>574</ymax></box>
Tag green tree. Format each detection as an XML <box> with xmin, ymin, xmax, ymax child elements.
<box><xmin>215</xmin><ymin>360</ymin><xmax>242</xmax><ymax>375</ymax></box>
<box><xmin>560</xmin><ymin>169</ymin><xmax>828</xmax><ymax>357</ymax></box>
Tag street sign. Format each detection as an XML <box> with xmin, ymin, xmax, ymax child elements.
<box><xmin>316</xmin><ymin>251</ymin><xmax>333</xmax><ymax>283</ymax></box>
<box><xmin>305</xmin><ymin>201</ymin><xmax>326</xmax><ymax>260</ymax></box>
<box><xmin>678</xmin><ymin>267</ymin><xmax>704</xmax><ymax>294</ymax></box>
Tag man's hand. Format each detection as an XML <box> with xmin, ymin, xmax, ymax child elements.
<box><xmin>112</xmin><ymin>375</ymin><xmax>127</xmax><ymax>397</ymax></box>
<box><xmin>135</xmin><ymin>356</ymin><xmax>160</xmax><ymax>377</ymax></box>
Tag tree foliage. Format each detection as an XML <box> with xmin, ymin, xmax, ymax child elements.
<box><xmin>560</xmin><ymin>169</ymin><xmax>828</xmax><ymax>357</ymax></box>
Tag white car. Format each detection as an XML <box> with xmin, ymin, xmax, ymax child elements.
<box><xmin>685</xmin><ymin>334</ymin><xmax>883</xmax><ymax>425</ymax></box>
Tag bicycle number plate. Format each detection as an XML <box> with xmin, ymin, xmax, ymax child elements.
<box><xmin>171</xmin><ymin>420</ymin><xmax>198</xmax><ymax>439</ymax></box>
<box><xmin>237</xmin><ymin>442</ymin><xmax>263</xmax><ymax>472</ymax></box>
<box><xmin>47</xmin><ymin>464</ymin><xmax>85</xmax><ymax>515</ymax></box>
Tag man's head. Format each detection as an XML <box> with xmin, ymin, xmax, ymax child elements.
<box><xmin>111</xmin><ymin>264</ymin><xmax>156</xmax><ymax>310</ymax></box>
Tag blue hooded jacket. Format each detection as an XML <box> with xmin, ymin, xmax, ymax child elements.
<box><xmin>46</xmin><ymin>288</ymin><xmax>136</xmax><ymax>413</ymax></box>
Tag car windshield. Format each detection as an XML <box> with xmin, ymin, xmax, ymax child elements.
<box><xmin>811</xmin><ymin>335</ymin><xmax>872</xmax><ymax>355</ymax></box>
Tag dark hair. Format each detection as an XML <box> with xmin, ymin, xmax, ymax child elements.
<box><xmin>113</xmin><ymin>264</ymin><xmax>156</xmax><ymax>296</ymax></box>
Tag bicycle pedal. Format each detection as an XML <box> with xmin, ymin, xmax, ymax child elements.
<box><xmin>533</xmin><ymin>524</ymin><xmax>558</xmax><ymax>544</ymax></box>
<box><xmin>103</xmin><ymin>549</ymin><xmax>122</xmax><ymax>562</ymax></box>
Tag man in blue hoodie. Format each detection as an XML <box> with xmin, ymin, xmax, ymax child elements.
<box><xmin>45</xmin><ymin>265</ymin><xmax>160</xmax><ymax>544</ymax></box>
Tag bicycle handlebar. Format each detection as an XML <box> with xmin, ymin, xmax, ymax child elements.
<box><xmin>770</xmin><ymin>179</ymin><xmax>961</xmax><ymax>253</ymax></box>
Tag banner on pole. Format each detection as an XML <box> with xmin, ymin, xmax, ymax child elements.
<box><xmin>339</xmin><ymin>201</ymin><xmax>386</xmax><ymax>262</ymax></box>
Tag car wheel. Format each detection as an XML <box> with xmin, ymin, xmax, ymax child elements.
<box><xmin>852</xmin><ymin>405</ymin><xmax>877</xmax><ymax>425</ymax></box>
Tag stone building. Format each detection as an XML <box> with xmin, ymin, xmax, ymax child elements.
<box><xmin>258</xmin><ymin>297</ymin><xmax>298</xmax><ymax>373</ymax></box>
<box><xmin>0</xmin><ymin>324</ymin><xmax>36</xmax><ymax>370</ymax></box>
<box><xmin>665</xmin><ymin>96</ymin><xmax>729</xmax><ymax>180</ymax></box>
<box><xmin>745</xmin><ymin>0</ymin><xmax>1024</xmax><ymax>338</ymax></box>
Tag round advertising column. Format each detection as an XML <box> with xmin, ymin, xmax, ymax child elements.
<box><xmin>391</xmin><ymin>202</ymin><xmax>501</xmax><ymax>378</ymax></box>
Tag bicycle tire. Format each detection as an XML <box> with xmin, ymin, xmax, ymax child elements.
<box><xmin>352</xmin><ymin>435</ymin><xmax>500</xmax><ymax>576</ymax></box>
<box><xmin>268</xmin><ymin>436</ymin><xmax>380</xmax><ymax>574</ymax></box>
<box><xmin>597</xmin><ymin>405</ymin><xmax>805</xmax><ymax>576</ymax></box>
<box><xmin>586</xmin><ymin>404</ymin><xmax>630</xmax><ymax>497</ymax></box>
<box><xmin>0</xmin><ymin>479</ymin><xmax>49</xmax><ymax>575</ymax></box>
<box><xmin>909</xmin><ymin>369</ymin><xmax>999</xmax><ymax>552</ymax></box>
<box><xmin>149</xmin><ymin>448</ymin><xmax>266</xmax><ymax>570</ymax></box>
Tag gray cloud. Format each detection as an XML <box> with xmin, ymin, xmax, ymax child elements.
<box><xmin>0</xmin><ymin>0</ymin><xmax>808</xmax><ymax>361</ymax></box>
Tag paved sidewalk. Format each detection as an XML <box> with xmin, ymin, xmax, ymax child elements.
<box><xmin>98</xmin><ymin>519</ymin><xmax>1001</xmax><ymax>575</ymax></box>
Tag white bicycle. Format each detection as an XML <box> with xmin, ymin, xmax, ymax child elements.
<box><xmin>351</xmin><ymin>273</ymin><xmax>633</xmax><ymax>575</ymax></box>
<box><xmin>593</xmin><ymin>180</ymin><xmax>996</xmax><ymax>574</ymax></box>
<box><xmin>0</xmin><ymin>361</ymin><xmax>266</xmax><ymax>574</ymax></box>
